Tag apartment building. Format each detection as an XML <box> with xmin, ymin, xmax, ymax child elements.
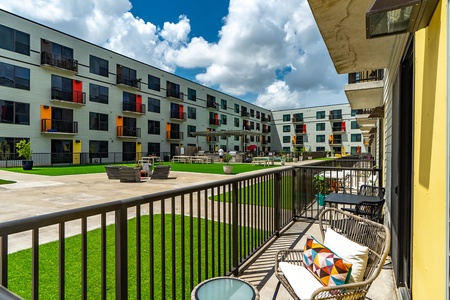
<box><xmin>272</xmin><ymin>104</ymin><xmax>368</xmax><ymax>155</ymax></box>
<box><xmin>0</xmin><ymin>9</ymin><xmax>274</xmax><ymax>165</ymax></box>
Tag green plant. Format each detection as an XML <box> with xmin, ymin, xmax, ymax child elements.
<box><xmin>222</xmin><ymin>153</ymin><xmax>233</xmax><ymax>165</ymax></box>
<box><xmin>312</xmin><ymin>175</ymin><xmax>329</xmax><ymax>195</ymax></box>
<box><xmin>308</xmin><ymin>146</ymin><xmax>312</xmax><ymax>155</ymax></box>
<box><xmin>15</xmin><ymin>139</ymin><xmax>32</xmax><ymax>160</ymax></box>
<box><xmin>292</xmin><ymin>147</ymin><xmax>299</xmax><ymax>158</ymax></box>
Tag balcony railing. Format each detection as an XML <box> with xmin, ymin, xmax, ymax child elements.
<box><xmin>166</xmin><ymin>131</ymin><xmax>184</xmax><ymax>140</ymax></box>
<box><xmin>116</xmin><ymin>126</ymin><xmax>141</xmax><ymax>138</ymax></box>
<box><xmin>0</xmin><ymin>158</ymin><xmax>380</xmax><ymax>299</ymax></box>
<box><xmin>206</xmin><ymin>101</ymin><xmax>219</xmax><ymax>109</ymax></box>
<box><xmin>329</xmin><ymin>112</ymin><xmax>342</xmax><ymax>121</ymax></box>
<box><xmin>117</xmin><ymin>74</ymin><xmax>141</xmax><ymax>89</ymax></box>
<box><xmin>348</xmin><ymin>69</ymin><xmax>384</xmax><ymax>84</ymax></box>
<box><xmin>295</xmin><ymin>128</ymin><xmax>306</xmax><ymax>134</ymax></box>
<box><xmin>166</xmin><ymin>89</ymin><xmax>183</xmax><ymax>101</ymax></box>
<box><xmin>241</xmin><ymin>111</ymin><xmax>250</xmax><ymax>118</ymax></box>
<box><xmin>170</xmin><ymin>111</ymin><xmax>187</xmax><ymax>121</ymax></box>
<box><xmin>41</xmin><ymin>119</ymin><xmax>78</xmax><ymax>134</ymax></box>
<box><xmin>209</xmin><ymin>119</ymin><xmax>221</xmax><ymax>126</ymax></box>
<box><xmin>41</xmin><ymin>52</ymin><xmax>78</xmax><ymax>72</ymax></box>
<box><xmin>292</xmin><ymin>116</ymin><xmax>304</xmax><ymax>123</ymax></box>
<box><xmin>122</xmin><ymin>102</ymin><xmax>146</xmax><ymax>114</ymax></box>
<box><xmin>51</xmin><ymin>88</ymin><xmax>86</xmax><ymax>105</ymax></box>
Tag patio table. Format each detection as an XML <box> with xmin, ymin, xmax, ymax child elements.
<box><xmin>191</xmin><ymin>277</ymin><xmax>259</xmax><ymax>300</ymax></box>
<box><xmin>324</xmin><ymin>193</ymin><xmax>380</xmax><ymax>207</ymax></box>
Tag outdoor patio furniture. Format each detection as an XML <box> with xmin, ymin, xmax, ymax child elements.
<box><xmin>274</xmin><ymin>207</ymin><xmax>390</xmax><ymax>300</ymax></box>
<box><xmin>150</xmin><ymin>165</ymin><xmax>177</xmax><ymax>179</ymax></box>
<box><xmin>358</xmin><ymin>184</ymin><xmax>385</xmax><ymax>197</ymax></box>
<box><xmin>105</xmin><ymin>165</ymin><xmax>121</xmax><ymax>179</ymax></box>
<box><xmin>119</xmin><ymin>167</ymin><xmax>141</xmax><ymax>182</ymax></box>
<box><xmin>341</xmin><ymin>199</ymin><xmax>386</xmax><ymax>223</ymax></box>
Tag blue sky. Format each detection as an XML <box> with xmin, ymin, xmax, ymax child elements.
<box><xmin>0</xmin><ymin>0</ymin><xmax>348</xmax><ymax>110</ymax></box>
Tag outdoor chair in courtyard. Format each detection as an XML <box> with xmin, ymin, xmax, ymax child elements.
<box><xmin>274</xmin><ymin>208</ymin><xmax>390</xmax><ymax>300</ymax></box>
<box><xmin>150</xmin><ymin>165</ymin><xmax>177</xmax><ymax>179</ymax></box>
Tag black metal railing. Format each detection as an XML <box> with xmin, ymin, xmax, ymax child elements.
<box><xmin>166</xmin><ymin>131</ymin><xmax>184</xmax><ymax>140</ymax></box>
<box><xmin>51</xmin><ymin>88</ymin><xmax>86</xmax><ymax>104</ymax></box>
<box><xmin>209</xmin><ymin>119</ymin><xmax>221</xmax><ymax>126</ymax></box>
<box><xmin>206</xmin><ymin>101</ymin><xmax>218</xmax><ymax>109</ymax></box>
<box><xmin>117</xmin><ymin>126</ymin><xmax>141</xmax><ymax>138</ymax></box>
<box><xmin>166</xmin><ymin>89</ymin><xmax>183</xmax><ymax>100</ymax></box>
<box><xmin>292</xmin><ymin>116</ymin><xmax>303</xmax><ymax>123</ymax></box>
<box><xmin>348</xmin><ymin>69</ymin><xmax>384</xmax><ymax>84</ymax></box>
<box><xmin>41</xmin><ymin>119</ymin><xmax>79</xmax><ymax>134</ymax></box>
<box><xmin>117</xmin><ymin>74</ymin><xmax>141</xmax><ymax>89</ymax></box>
<box><xmin>170</xmin><ymin>111</ymin><xmax>187</xmax><ymax>121</ymax></box>
<box><xmin>41</xmin><ymin>52</ymin><xmax>78</xmax><ymax>72</ymax></box>
<box><xmin>0</xmin><ymin>168</ymin><xmax>296</xmax><ymax>299</ymax></box>
<box><xmin>122</xmin><ymin>102</ymin><xmax>146</xmax><ymax>114</ymax></box>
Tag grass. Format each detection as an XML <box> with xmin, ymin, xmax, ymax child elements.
<box><xmin>0</xmin><ymin>161</ymin><xmax>276</xmax><ymax>176</ymax></box>
<box><xmin>8</xmin><ymin>214</ymin><xmax>265</xmax><ymax>300</ymax></box>
<box><xmin>0</xmin><ymin>179</ymin><xmax>16</xmax><ymax>185</ymax></box>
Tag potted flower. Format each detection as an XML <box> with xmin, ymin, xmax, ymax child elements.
<box><xmin>16</xmin><ymin>139</ymin><xmax>33</xmax><ymax>170</ymax></box>
<box><xmin>222</xmin><ymin>153</ymin><xmax>233</xmax><ymax>174</ymax></box>
<box><xmin>312</xmin><ymin>174</ymin><xmax>329</xmax><ymax>206</ymax></box>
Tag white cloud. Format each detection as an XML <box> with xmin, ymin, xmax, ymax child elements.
<box><xmin>0</xmin><ymin>0</ymin><xmax>348</xmax><ymax>109</ymax></box>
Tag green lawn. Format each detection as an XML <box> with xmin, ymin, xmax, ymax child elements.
<box><xmin>8</xmin><ymin>214</ymin><xmax>265</xmax><ymax>300</ymax></box>
<box><xmin>0</xmin><ymin>162</ymin><xmax>277</xmax><ymax>176</ymax></box>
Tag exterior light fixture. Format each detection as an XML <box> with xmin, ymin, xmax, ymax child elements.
<box><xmin>366</xmin><ymin>0</ymin><xmax>438</xmax><ymax>39</ymax></box>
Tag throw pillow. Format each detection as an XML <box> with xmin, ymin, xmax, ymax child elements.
<box><xmin>303</xmin><ymin>236</ymin><xmax>352</xmax><ymax>286</ymax></box>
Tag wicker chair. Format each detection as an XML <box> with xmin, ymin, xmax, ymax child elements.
<box><xmin>274</xmin><ymin>208</ymin><xmax>390</xmax><ymax>300</ymax></box>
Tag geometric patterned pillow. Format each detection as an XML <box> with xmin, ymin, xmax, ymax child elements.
<box><xmin>303</xmin><ymin>236</ymin><xmax>352</xmax><ymax>287</ymax></box>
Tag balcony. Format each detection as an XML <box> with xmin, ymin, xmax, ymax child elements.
<box><xmin>51</xmin><ymin>88</ymin><xmax>86</xmax><ymax>105</ymax></box>
<box><xmin>166</xmin><ymin>130</ymin><xmax>184</xmax><ymax>140</ymax></box>
<box><xmin>170</xmin><ymin>111</ymin><xmax>187</xmax><ymax>121</ymax></box>
<box><xmin>206</xmin><ymin>136</ymin><xmax>217</xmax><ymax>143</ymax></box>
<box><xmin>41</xmin><ymin>51</ymin><xmax>78</xmax><ymax>73</ymax></box>
<box><xmin>345</xmin><ymin>71</ymin><xmax>384</xmax><ymax>110</ymax></box>
<box><xmin>209</xmin><ymin>119</ymin><xmax>221</xmax><ymax>126</ymax></box>
<box><xmin>295</xmin><ymin>128</ymin><xmax>306</xmax><ymax>135</ymax></box>
<box><xmin>332</xmin><ymin>122</ymin><xmax>346</xmax><ymax>133</ymax></box>
<box><xmin>241</xmin><ymin>111</ymin><xmax>250</xmax><ymax>118</ymax></box>
<box><xmin>116</xmin><ymin>126</ymin><xmax>141</xmax><ymax>138</ymax></box>
<box><xmin>292</xmin><ymin>115</ymin><xmax>304</xmax><ymax>123</ymax></box>
<box><xmin>0</xmin><ymin>160</ymin><xmax>396</xmax><ymax>300</ymax></box>
<box><xmin>328</xmin><ymin>112</ymin><xmax>342</xmax><ymax>121</ymax></box>
<box><xmin>117</xmin><ymin>74</ymin><xmax>141</xmax><ymax>90</ymax></box>
<box><xmin>329</xmin><ymin>138</ymin><xmax>342</xmax><ymax>145</ymax></box>
<box><xmin>41</xmin><ymin>119</ymin><xmax>78</xmax><ymax>134</ymax></box>
<box><xmin>122</xmin><ymin>102</ymin><xmax>146</xmax><ymax>114</ymax></box>
<box><xmin>166</xmin><ymin>89</ymin><xmax>183</xmax><ymax>101</ymax></box>
<box><xmin>206</xmin><ymin>101</ymin><xmax>219</xmax><ymax>110</ymax></box>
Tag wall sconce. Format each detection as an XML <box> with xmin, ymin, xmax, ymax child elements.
<box><xmin>75</xmin><ymin>140</ymin><xmax>81</xmax><ymax>143</ymax></box>
<box><xmin>43</xmin><ymin>105</ymin><xmax>49</xmax><ymax>109</ymax></box>
<box><xmin>118</xmin><ymin>116</ymin><xmax>122</xmax><ymax>119</ymax></box>
<box><xmin>366</xmin><ymin>0</ymin><xmax>439</xmax><ymax>39</ymax></box>
<box><xmin>137</xmin><ymin>142</ymin><xmax>141</xmax><ymax>145</ymax></box>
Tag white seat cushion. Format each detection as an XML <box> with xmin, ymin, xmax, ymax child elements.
<box><xmin>279</xmin><ymin>262</ymin><xmax>323</xmax><ymax>300</ymax></box>
<box><xmin>324</xmin><ymin>228</ymin><xmax>369</xmax><ymax>283</ymax></box>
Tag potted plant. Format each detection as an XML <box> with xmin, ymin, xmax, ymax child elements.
<box><xmin>280</xmin><ymin>150</ymin><xmax>286</xmax><ymax>166</ymax></box>
<box><xmin>307</xmin><ymin>146</ymin><xmax>313</xmax><ymax>160</ymax></box>
<box><xmin>312</xmin><ymin>174</ymin><xmax>329</xmax><ymax>206</ymax></box>
<box><xmin>299</xmin><ymin>147</ymin><xmax>305</xmax><ymax>161</ymax></box>
<box><xmin>292</xmin><ymin>147</ymin><xmax>299</xmax><ymax>162</ymax></box>
<box><xmin>16</xmin><ymin>139</ymin><xmax>33</xmax><ymax>170</ymax></box>
<box><xmin>222</xmin><ymin>153</ymin><xmax>233</xmax><ymax>174</ymax></box>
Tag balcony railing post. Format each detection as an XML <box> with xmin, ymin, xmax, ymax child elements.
<box><xmin>274</xmin><ymin>172</ymin><xmax>281</xmax><ymax>236</ymax></box>
<box><xmin>115</xmin><ymin>207</ymin><xmax>128</xmax><ymax>299</ymax></box>
<box><xmin>231</xmin><ymin>181</ymin><xmax>239</xmax><ymax>276</ymax></box>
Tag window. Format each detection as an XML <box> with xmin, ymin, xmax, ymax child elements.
<box><xmin>89</xmin><ymin>83</ymin><xmax>108</xmax><ymax>104</ymax></box>
<box><xmin>0</xmin><ymin>25</ymin><xmax>30</xmax><ymax>55</ymax></box>
<box><xmin>148</xmin><ymin>97</ymin><xmax>160</xmax><ymax>113</ymax></box>
<box><xmin>89</xmin><ymin>55</ymin><xmax>109</xmax><ymax>77</ymax></box>
<box><xmin>316</xmin><ymin>111</ymin><xmax>325</xmax><ymax>119</ymax></box>
<box><xmin>351</xmin><ymin>110</ymin><xmax>357</xmax><ymax>116</ymax></box>
<box><xmin>293</xmin><ymin>113</ymin><xmax>303</xmax><ymax>122</ymax></box>
<box><xmin>282</xmin><ymin>147</ymin><xmax>290</xmax><ymax>152</ymax></box>
<box><xmin>187</xmin><ymin>125</ymin><xmax>196</xmax><ymax>137</ymax></box>
<box><xmin>234</xmin><ymin>103</ymin><xmax>240</xmax><ymax>113</ymax></box>
<box><xmin>316</xmin><ymin>147</ymin><xmax>325</xmax><ymax>151</ymax></box>
<box><xmin>316</xmin><ymin>123</ymin><xmax>325</xmax><ymax>131</ymax></box>
<box><xmin>316</xmin><ymin>135</ymin><xmax>325</xmax><ymax>143</ymax></box>
<box><xmin>147</xmin><ymin>142</ymin><xmax>160</xmax><ymax>156</ymax></box>
<box><xmin>250</xmin><ymin>109</ymin><xmax>254</xmax><ymax>117</ymax></box>
<box><xmin>351</xmin><ymin>147</ymin><xmax>358</xmax><ymax>155</ymax></box>
<box><xmin>234</xmin><ymin>117</ymin><xmax>239</xmax><ymax>127</ymax></box>
<box><xmin>221</xmin><ymin>99</ymin><xmax>227</xmax><ymax>110</ymax></box>
<box><xmin>166</xmin><ymin>81</ymin><xmax>181</xmax><ymax>99</ymax></box>
<box><xmin>89</xmin><ymin>141</ymin><xmax>108</xmax><ymax>158</ymax></box>
<box><xmin>351</xmin><ymin>121</ymin><xmax>359</xmax><ymax>129</ymax></box>
<box><xmin>283</xmin><ymin>114</ymin><xmax>291</xmax><ymax>122</ymax></box>
<box><xmin>148</xmin><ymin>120</ymin><xmax>160</xmax><ymax>135</ymax></box>
<box><xmin>221</xmin><ymin>114</ymin><xmax>227</xmax><ymax>125</ymax></box>
<box><xmin>250</xmin><ymin>121</ymin><xmax>254</xmax><ymax>129</ymax></box>
<box><xmin>51</xmin><ymin>75</ymin><xmax>73</xmax><ymax>102</ymax></box>
<box><xmin>117</xmin><ymin>65</ymin><xmax>138</xmax><ymax>87</ymax></box>
<box><xmin>0</xmin><ymin>100</ymin><xmax>29</xmax><ymax>124</ymax></box>
<box><xmin>256</xmin><ymin>111</ymin><xmax>260</xmax><ymax>119</ymax></box>
<box><xmin>283</xmin><ymin>136</ymin><xmax>290</xmax><ymax>143</ymax></box>
<box><xmin>330</xmin><ymin>109</ymin><xmax>342</xmax><ymax>119</ymax></box>
<box><xmin>351</xmin><ymin>134</ymin><xmax>362</xmax><ymax>142</ymax></box>
<box><xmin>0</xmin><ymin>62</ymin><xmax>30</xmax><ymax>90</ymax></box>
<box><xmin>283</xmin><ymin>125</ymin><xmax>290</xmax><ymax>132</ymax></box>
<box><xmin>187</xmin><ymin>88</ymin><xmax>196</xmax><ymax>101</ymax></box>
<box><xmin>188</xmin><ymin>107</ymin><xmax>196</xmax><ymax>119</ymax></box>
<box><xmin>256</xmin><ymin>123</ymin><xmax>260</xmax><ymax>131</ymax></box>
<box><xmin>148</xmin><ymin>75</ymin><xmax>160</xmax><ymax>91</ymax></box>
<box><xmin>89</xmin><ymin>112</ymin><xmax>108</xmax><ymax>131</ymax></box>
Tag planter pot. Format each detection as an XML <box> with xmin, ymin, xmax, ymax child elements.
<box><xmin>308</xmin><ymin>156</ymin><xmax>312</xmax><ymax>160</ymax></box>
<box><xmin>315</xmin><ymin>194</ymin><xmax>328</xmax><ymax>206</ymax></box>
<box><xmin>223</xmin><ymin>165</ymin><xmax>233</xmax><ymax>174</ymax></box>
<box><xmin>293</xmin><ymin>158</ymin><xmax>298</xmax><ymax>162</ymax></box>
<box><xmin>281</xmin><ymin>159</ymin><xmax>286</xmax><ymax>166</ymax></box>
<box><xmin>22</xmin><ymin>160</ymin><xmax>33</xmax><ymax>170</ymax></box>
<box><xmin>299</xmin><ymin>156</ymin><xmax>303</xmax><ymax>161</ymax></box>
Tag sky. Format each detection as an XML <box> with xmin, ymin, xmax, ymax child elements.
<box><xmin>0</xmin><ymin>0</ymin><xmax>348</xmax><ymax>110</ymax></box>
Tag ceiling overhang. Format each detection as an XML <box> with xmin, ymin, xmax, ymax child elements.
<box><xmin>307</xmin><ymin>0</ymin><xmax>403</xmax><ymax>73</ymax></box>
<box><xmin>344</xmin><ymin>80</ymin><xmax>384</xmax><ymax>109</ymax></box>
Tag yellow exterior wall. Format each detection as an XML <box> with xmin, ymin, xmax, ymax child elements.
<box><xmin>413</xmin><ymin>1</ymin><xmax>447</xmax><ymax>298</ymax></box>
<box><xmin>72</xmin><ymin>140</ymin><xmax>81</xmax><ymax>165</ymax></box>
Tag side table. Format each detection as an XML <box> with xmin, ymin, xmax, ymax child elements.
<box><xmin>191</xmin><ymin>277</ymin><xmax>259</xmax><ymax>300</ymax></box>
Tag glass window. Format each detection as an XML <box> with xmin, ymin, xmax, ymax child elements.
<box><xmin>283</xmin><ymin>136</ymin><xmax>290</xmax><ymax>143</ymax></box>
<box><xmin>250</xmin><ymin>109</ymin><xmax>254</xmax><ymax>117</ymax></box>
<box><xmin>187</xmin><ymin>88</ymin><xmax>196</xmax><ymax>101</ymax></box>
<box><xmin>316</xmin><ymin>123</ymin><xmax>325</xmax><ymax>131</ymax></box>
<box><xmin>0</xmin><ymin>25</ymin><xmax>30</xmax><ymax>55</ymax></box>
<box><xmin>221</xmin><ymin>99</ymin><xmax>227</xmax><ymax>110</ymax></box>
<box><xmin>283</xmin><ymin>114</ymin><xmax>291</xmax><ymax>122</ymax></box>
<box><xmin>351</xmin><ymin>121</ymin><xmax>359</xmax><ymax>129</ymax></box>
<box><xmin>147</xmin><ymin>142</ymin><xmax>160</xmax><ymax>156</ymax></box>
<box><xmin>234</xmin><ymin>103</ymin><xmax>240</xmax><ymax>113</ymax></box>
<box><xmin>89</xmin><ymin>83</ymin><xmax>109</xmax><ymax>104</ymax></box>
<box><xmin>316</xmin><ymin>147</ymin><xmax>325</xmax><ymax>151</ymax></box>
<box><xmin>234</xmin><ymin>117</ymin><xmax>239</xmax><ymax>127</ymax></box>
<box><xmin>316</xmin><ymin>135</ymin><xmax>325</xmax><ymax>143</ymax></box>
<box><xmin>148</xmin><ymin>75</ymin><xmax>160</xmax><ymax>91</ymax></box>
<box><xmin>188</xmin><ymin>107</ymin><xmax>196</xmax><ymax>119</ymax></box>
<box><xmin>250</xmin><ymin>121</ymin><xmax>254</xmax><ymax>129</ymax></box>
<box><xmin>148</xmin><ymin>120</ymin><xmax>160</xmax><ymax>135</ymax></box>
<box><xmin>89</xmin><ymin>112</ymin><xmax>108</xmax><ymax>131</ymax></box>
<box><xmin>187</xmin><ymin>125</ymin><xmax>196</xmax><ymax>137</ymax></box>
<box><xmin>0</xmin><ymin>100</ymin><xmax>30</xmax><ymax>125</ymax></box>
<box><xmin>0</xmin><ymin>62</ymin><xmax>30</xmax><ymax>90</ymax></box>
<box><xmin>351</xmin><ymin>146</ymin><xmax>358</xmax><ymax>154</ymax></box>
<box><xmin>89</xmin><ymin>55</ymin><xmax>109</xmax><ymax>77</ymax></box>
<box><xmin>89</xmin><ymin>140</ymin><xmax>108</xmax><ymax>158</ymax></box>
<box><xmin>148</xmin><ymin>97</ymin><xmax>160</xmax><ymax>113</ymax></box>
<box><xmin>221</xmin><ymin>114</ymin><xmax>227</xmax><ymax>125</ymax></box>
<box><xmin>351</xmin><ymin>134</ymin><xmax>362</xmax><ymax>142</ymax></box>
<box><xmin>283</xmin><ymin>125</ymin><xmax>290</xmax><ymax>132</ymax></box>
<box><xmin>316</xmin><ymin>111</ymin><xmax>325</xmax><ymax>119</ymax></box>
<box><xmin>351</xmin><ymin>109</ymin><xmax>357</xmax><ymax>116</ymax></box>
